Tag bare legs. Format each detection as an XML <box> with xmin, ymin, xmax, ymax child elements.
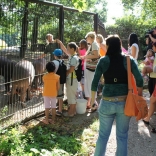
<box><xmin>44</xmin><ymin>108</ymin><xmax>56</xmax><ymax>124</ymax></box>
<box><xmin>68</xmin><ymin>104</ymin><xmax>76</xmax><ymax>116</ymax></box>
<box><xmin>58</xmin><ymin>99</ymin><xmax>63</xmax><ymax>113</ymax></box>
<box><xmin>144</xmin><ymin>95</ymin><xmax>156</xmax><ymax>122</ymax></box>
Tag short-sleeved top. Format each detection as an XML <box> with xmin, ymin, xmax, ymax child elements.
<box><xmin>52</xmin><ymin>59</ymin><xmax>62</xmax><ymax>73</ymax></box>
<box><xmin>79</xmin><ymin>49</ymin><xmax>86</xmax><ymax>70</ymax></box>
<box><xmin>91</xmin><ymin>41</ymin><xmax>99</xmax><ymax>52</ymax></box>
<box><xmin>128</xmin><ymin>43</ymin><xmax>139</xmax><ymax>65</ymax></box>
<box><xmin>67</xmin><ymin>54</ymin><xmax>79</xmax><ymax>79</ymax></box>
<box><xmin>44</xmin><ymin>43</ymin><xmax>59</xmax><ymax>61</ymax></box>
<box><xmin>145</xmin><ymin>56</ymin><xmax>154</xmax><ymax>68</ymax></box>
<box><xmin>99</xmin><ymin>45</ymin><xmax>106</xmax><ymax>57</ymax></box>
<box><xmin>42</xmin><ymin>72</ymin><xmax>59</xmax><ymax>97</ymax></box>
<box><xmin>86</xmin><ymin>41</ymin><xmax>99</xmax><ymax>60</ymax></box>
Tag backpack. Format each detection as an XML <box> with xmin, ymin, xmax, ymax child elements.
<box><xmin>56</xmin><ymin>60</ymin><xmax>67</xmax><ymax>84</ymax></box>
<box><xmin>71</xmin><ymin>55</ymin><xmax>83</xmax><ymax>85</ymax></box>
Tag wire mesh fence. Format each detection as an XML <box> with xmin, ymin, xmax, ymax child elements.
<box><xmin>0</xmin><ymin>0</ymin><xmax>106</xmax><ymax>128</ymax></box>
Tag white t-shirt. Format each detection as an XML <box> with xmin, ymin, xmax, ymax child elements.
<box><xmin>128</xmin><ymin>43</ymin><xmax>139</xmax><ymax>65</ymax></box>
<box><xmin>92</xmin><ymin>41</ymin><xmax>99</xmax><ymax>52</ymax></box>
<box><xmin>67</xmin><ymin>55</ymin><xmax>79</xmax><ymax>78</ymax></box>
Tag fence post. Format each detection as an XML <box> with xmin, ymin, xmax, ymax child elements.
<box><xmin>31</xmin><ymin>17</ymin><xmax>38</xmax><ymax>51</ymax></box>
<box><xmin>20</xmin><ymin>2</ymin><xmax>28</xmax><ymax>58</ymax></box>
<box><xmin>94</xmin><ymin>13</ymin><xmax>98</xmax><ymax>34</ymax></box>
<box><xmin>59</xmin><ymin>6</ymin><xmax>64</xmax><ymax>42</ymax></box>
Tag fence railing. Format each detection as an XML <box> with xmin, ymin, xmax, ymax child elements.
<box><xmin>0</xmin><ymin>0</ymin><xmax>106</xmax><ymax>128</ymax></box>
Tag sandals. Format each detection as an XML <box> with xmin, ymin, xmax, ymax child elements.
<box><xmin>151</xmin><ymin>128</ymin><xmax>156</xmax><ymax>133</ymax></box>
<box><xmin>41</xmin><ymin>119</ymin><xmax>54</xmax><ymax>125</ymax></box>
<box><xmin>56</xmin><ymin>111</ymin><xmax>62</xmax><ymax>116</ymax></box>
<box><xmin>142</xmin><ymin>119</ymin><xmax>150</xmax><ymax>125</ymax></box>
<box><xmin>88</xmin><ymin>103</ymin><xmax>98</xmax><ymax>113</ymax></box>
<box><xmin>86</xmin><ymin>105</ymin><xmax>91</xmax><ymax>109</ymax></box>
<box><xmin>41</xmin><ymin>119</ymin><xmax>49</xmax><ymax>125</ymax></box>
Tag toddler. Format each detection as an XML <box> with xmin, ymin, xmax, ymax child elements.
<box><xmin>42</xmin><ymin>62</ymin><xmax>60</xmax><ymax>124</ymax></box>
<box><xmin>142</xmin><ymin>49</ymin><xmax>154</xmax><ymax>84</ymax></box>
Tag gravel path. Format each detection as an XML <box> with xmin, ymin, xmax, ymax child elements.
<box><xmin>70</xmin><ymin>89</ymin><xmax>156</xmax><ymax>156</ymax></box>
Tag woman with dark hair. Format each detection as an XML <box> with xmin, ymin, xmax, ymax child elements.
<box><xmin>128</xmin><ymin>33</ymin><xmax>139</xmax><ymax>65</ymax></box>
<box><xmin>91</xmin><ymin>35</ymin><xmax>143</xmax><ymax>156</ymax></box>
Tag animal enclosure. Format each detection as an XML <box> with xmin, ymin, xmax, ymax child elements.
<box><xmin>0</xmin><ymin>0</ymin><xmax>106</xmax><ymax>128</ymax></box>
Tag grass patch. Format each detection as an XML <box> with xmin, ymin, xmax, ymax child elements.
<box><xmin>0</xmin><ymin>117</ymin><xmax>99</xmax><ymax>155</ymax></box>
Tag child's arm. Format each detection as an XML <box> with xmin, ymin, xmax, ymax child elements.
<box><xmin>147</xmin><ymin>56</ymin><xmax>154</xmax><ymax>63</ymax></box>
<box><xmin>66</xmin><ymin>66</ymin><xmax>75</xmax><ymax>76</ymax></box>
<box><xmin>57</xmin><ymin>78</ymin><xmax>60</xmax><ymax>91</ymax></box>
<box><xmin>77</xmin><ymin>47</ymin><xmax>80</xmax><ymax>56</ymax></box>
<box><xmin>56</xmin><ymin>39</ymin><xmax>70</xmax><ymax>56</ymax></box>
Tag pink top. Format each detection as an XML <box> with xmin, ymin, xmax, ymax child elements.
<box><xmin>79</xmin><ymin>49</ymin><xmax>86</xmax><ymax>70</ymax></box>
<box><xmin>145</xmin><ymin>56</ymin><xmax>154</xmax><ymax>68</ymax></box>
<box><xmin>122</xmin><ymin>47</ymin><xmax>128</xmax><ymax>54</ymax></box>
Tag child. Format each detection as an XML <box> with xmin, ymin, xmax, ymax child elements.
<box><xmin>52</xmin><ymin>49</ymin><xmax>67</xmax><ymax>116</ymax></box>
<box><xmin>142</xmin><ymin>49</ymin><xmax>154</xmax><ymax>83</ymax></box>
<box><xmin>78</xmin><ymin>39</ymin><xmax>88</xmax><ymax>94</ymax></box>
<box><xmin>57</xmin><ymin>39</ymin><xmax>79</xmax><ymax>117</ymax></box>
<box><xmin>42</xmin><ymin>62</ymin><xmax>60</xmax><ymax>124</ymax></box>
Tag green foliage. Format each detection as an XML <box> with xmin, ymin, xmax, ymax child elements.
<box><xmin>0</xmin><ymin>117</ymin><xmax>100</xmax><ymax>155</ymax></box>
<box><xmin>106</xmin><ymin>13</ymin><xmax>156</xmax><ymax>58</ymax></box>
<box><xmin>47</xmin><ymin>0</ymin><xmax>107</xmax><ymax>23</ymax></box>
<box><xmin>0</xmin><ymin>106</ymin><xmax>8</xmax><ymax>119</ymax></box>
<box><xmin>0</xmin><ymin>125</ymin><xmax>82</xmax><ymax>155</ymax></box>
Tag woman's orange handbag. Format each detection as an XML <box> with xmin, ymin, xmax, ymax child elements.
<box><xmin>124</xmin><ymin>56</ymin><xmax>148</xmax><ymax>121</ymax></box>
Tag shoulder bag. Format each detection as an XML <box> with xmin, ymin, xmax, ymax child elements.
<box><xmin>86</xmin><ymin>45</ymin><xmax>100</xmax><ymax>72</ymax></box>
<box><xmin>124</xmin><ymin>56</ymin><xmax>148</xmax><ymax>121</ymax></box>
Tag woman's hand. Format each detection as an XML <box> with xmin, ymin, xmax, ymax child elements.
<box><xmin>56</xmin><ymin>39</ymin><xmax>61</xmax><ymax>44</ymax></box>
<box><xmin>80</xmin><ymin>55</ymin><xmax>85</xmax><ymax>59</ymax></box>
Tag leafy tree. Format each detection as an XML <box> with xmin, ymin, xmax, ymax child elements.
<box><xmin>106</xmin><ymin>14</ymin><xmax>155</xmax><ymax>58</ymax></box>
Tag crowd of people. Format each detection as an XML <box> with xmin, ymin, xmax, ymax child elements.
<box><xmin>40</xmin><ymin>28</ymin><xmax>156</xmax><ymax>155</ymax></box>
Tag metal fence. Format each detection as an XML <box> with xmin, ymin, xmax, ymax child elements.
<box><xmin>0</xmin><ymin>0</ymin><xmax>106</xmax><ymax>128</ymax></box>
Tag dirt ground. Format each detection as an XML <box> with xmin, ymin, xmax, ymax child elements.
<box><xmin>22</xmin><ymin>89</ymin><xmax>156</xmax><ymax>156</ymax></box>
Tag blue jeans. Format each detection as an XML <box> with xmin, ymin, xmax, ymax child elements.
<box><xmin>94</xmin><ymin>100</ymin><xmax>131</xmax><ymax>156</ymax></box>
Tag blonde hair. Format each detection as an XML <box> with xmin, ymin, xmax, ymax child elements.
<box><xmin>96</xmin><ymin>34</ymin><xmax>105</xmax><ymax>44</ymax></box>
<box><xmin>85</xmin><ymin>31</ymin><xmax>96</xmax><ymax>40</ymax></box>
<box><xmin>46</xmin><ymin>34</ymin><xmax>53</xmax><ymax>40</ymax></box>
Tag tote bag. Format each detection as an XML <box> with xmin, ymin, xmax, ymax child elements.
<box><xmin>124</xmin><ymin>56</ymin><xmax>148</xmax><ymax>121</ymax></box>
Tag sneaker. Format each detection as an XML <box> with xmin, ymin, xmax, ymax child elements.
<box><xmin>63</xmin><ymin>112</ymin><xmax>74</xmax><ymax>117</ymax></box>
<box><xmin>56</xmin><ymin>111</ymin><xmax>62</xmax><ymax>116</ymax></box>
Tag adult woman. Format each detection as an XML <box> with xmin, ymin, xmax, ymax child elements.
<box><xmin>96</xmin><ymin>34</ymin><xmax>106</xmax><ymax>57</ymax></box>
<box><xmin>143</xmin><ymin>42</ymin><xmax>156</xmax><ymax>125</ymax></box>
<box><xmin>91</xmin><ymin>35</ymin><xmax>143</xmax><ymax>156</ymax></box>
<box><xmin>80</xmin><ymin>32</ymin><xmax>99</xmax><ymax>110</ymax></box>
<box><xmin>128</xmin><ymin>33</ymin><xmax>139</xmax><ymax>65</ymax></box>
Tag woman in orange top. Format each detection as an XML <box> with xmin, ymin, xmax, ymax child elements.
<box><xmin>42</xmin><ymin>62</ymin><xmax>60</xmax><ymax>124</ymax></box>
<box><xmin>96</xmin><ymin>34</ymin><xmax>106</xmax><ymax>57</ymax></box>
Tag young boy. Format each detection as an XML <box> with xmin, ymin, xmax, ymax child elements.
<box><xmin>52</xmin><ymin>49</ymin><xmax>67</xmax><ymax>116</ymax></box>
<box><xmin>56</xmin><ymin>40</ymin><xmax>79</xmax><ymax>117</ymax></box>
<box><xmin>42</xmin><ymin>62</ymin><xmax>60</xmax><ymax>124</ymax></box>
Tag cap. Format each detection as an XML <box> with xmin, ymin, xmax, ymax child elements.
<box><xmin>53</xmin><ymin>49</ymin><xmax>62</xmax><ymax>56</ymax></box>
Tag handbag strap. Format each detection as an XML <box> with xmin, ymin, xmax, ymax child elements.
<box><xmin>126</xmin><ymin>56</ymin><xmax>133</xmax><ymax>90</ymax></box>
